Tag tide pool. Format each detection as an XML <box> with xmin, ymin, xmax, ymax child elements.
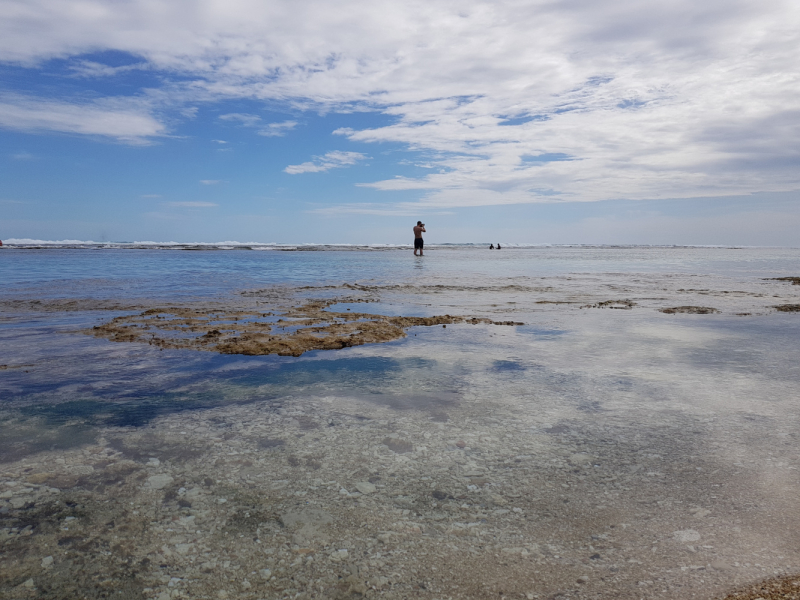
<box><xmin>1</xmin><ymin>246</ymin><xmax>799</xmax><ymax>599</ymax></box>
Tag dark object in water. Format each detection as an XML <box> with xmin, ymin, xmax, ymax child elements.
<box><xmin>768</xmin><ymin>277</ymin><xmax>800</xmax><ymax>285</ymax></box>
<box><xmin>544</xmin><ymin>424</ymin><xmax>569</xmax><ymax>434</ymax></box>
<box><xmin>659</xmin><ymin>306</ymin><xmax>720</xmax><ymax>314</ymax></box>
<box><xmin>383</xmin><ymin>437</ymin><xmax>413</xmax><ymax>453</ymax></box>
<box><xmin>258</xmin><ymin>438</ymin><xmax>286</xmax><ymax>449</ymax></box>
<box><xmin>774</xmin><ymin>304</ymin><xmax>800</xmax><ymax>312</ymax></box>
<box><xmin>583</xmin><ymin>299</ymin><xmax>636</xmax><ymax>310</ymax></box>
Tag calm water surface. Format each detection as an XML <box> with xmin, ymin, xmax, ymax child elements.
<box><xmin>1</xmin><ymin>246</ymin><xmax>799</xmax><ymax>600</ymax></box>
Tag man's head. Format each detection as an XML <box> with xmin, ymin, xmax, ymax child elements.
<box><xmin>417</xmin><ymin>221</ymin><xmax>422</xmax><ymax>226</ymax></box>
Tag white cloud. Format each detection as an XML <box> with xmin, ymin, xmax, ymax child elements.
<box><xmin>69</xmin><ymin>60</ymin><xmax>147</xmax><ymax>78</ymax></box>
<box><xmin>0</xmin><ymin>94</ymin><xmax>165</xmax><ymax>143</ymax></box>
<box><xmin>285</xmin><ymin>151</ymin><xmax>367</xmax><ymax>174</ymax></box>
<box><xmin>167</xmin><ymin>201</ymin><xmax>218</xmax><ymax>207</ymax></box>
<box><xmin>199</xmin><ymin>179</ymin><xmax>221</xmax><ymax>185</ymax></box>
<box><xmin>219</xmin><ymin>113</ymin><xmax>261</xmax><ymax>126</ymax></box>
<box><xmin>0</xmin><ymin>0</ymin><xmax>798</xmax><ymax>202</ymax></box>
<box><xmin>141</xmin><ymin>193</ymin><xmax>161</xmax><ymax>198</ymax></box>
<box><xmin>308</xmin><ymin>202</ymin><xmax>454</xmax><ymax>217</ymax></box>
<box><xmin>258</xmin><ymin>120</ymin><xmax>297</xmax><ymax>137</ymax></box>
<box><xmin>218</xmin><ymin>114</ymin><xmax>296</xmax><ymax>137</ymax></box>
<box><xmin>11</xmin><ymin>151</ymin><xmax>34</xmax><ymax>160</ymax></box>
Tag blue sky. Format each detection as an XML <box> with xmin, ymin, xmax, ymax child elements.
<box><xmin>1</xmin><ymin>0</ymin><xmax>799</xmax><ymax>245</ymax></box>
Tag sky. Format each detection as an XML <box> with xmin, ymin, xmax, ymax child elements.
<box><xmin>0</xmin><ymin>0</ymin><xmax>799</xmax><ymax>245</ymax></box>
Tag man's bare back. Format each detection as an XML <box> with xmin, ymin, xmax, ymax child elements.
<box><xmin>413</xmin><ymin>221</ymin><xmax>426</xmax><ymax>256</ymax></box>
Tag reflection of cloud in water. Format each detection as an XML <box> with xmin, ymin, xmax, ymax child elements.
<box><xmin>3</xmin><ymin>247</ymin><xmax>800</xmax><ymax>598</ymax></box>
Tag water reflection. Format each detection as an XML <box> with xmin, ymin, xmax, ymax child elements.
<box><xmin>2</xmin><ymin>248</ymin><xmax>800</xmax><ymax>599</ymax></box>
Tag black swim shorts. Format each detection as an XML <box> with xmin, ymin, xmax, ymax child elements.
<box><xmin>414</xmin><ymin>238</ymin><xmax>424</xmax><ymax>249</ymax></box>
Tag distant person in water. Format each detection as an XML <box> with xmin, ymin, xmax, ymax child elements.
<box><xmin>489</xmin><ymin>244</ymin><xmax>494</xmax><ymax>249</ymax></box>
<box><xmin>496</xmin><ymin>243</ymin><xmax>501</xmax><ymax>249</ymax></box>
<box><xmin>413</xmin><ymin>221</ymin><xmax>426</xmax><ymax>256</ymax></box>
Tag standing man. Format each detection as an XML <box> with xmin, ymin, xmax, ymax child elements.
<box><xmin>413</xmin><ymin>221</ymin><xmax>426</xmax><ymax>256</ymax></box>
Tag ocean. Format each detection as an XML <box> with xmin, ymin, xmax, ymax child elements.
<box><xmin>1</xmin><ymin>244</ymin><xmax>799</xmax><ymax>599</ymax></box>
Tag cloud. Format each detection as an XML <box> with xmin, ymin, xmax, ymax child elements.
<box><xmin>285</xmin><ymin>151</ymin><xmax>367</xmax><ymax>175</ymax></box>
<box><xmin>0</xmin><ymin>0</ymin><xmax>798</xmax><ymax>203</ymax></box>
<box><xmin>0</xmin><ymin>94</ymin><xmax>165</xmax><ymax>143</ymax></box>
<box><xmin>219</xmin><ymin>113</ymin><xmax>261</xmax><ymax>126</ymax></box>
<box><xmin>166</xmin><ymin>201</ymin><xmax>218</xmax><ymax>207</ymax></box>
<box><xmin>199</xmin><ymin>179</ymin><xmax>221</xmax><ymax>185</ymax></box>
<box><xmin>11</xmin><ymin>151</ymin><xmax>34</xmax><ymax>160</ymax></box>
<box><xmin>258</xmin><ymin>120</ymin><xmax>297</xmax><ymax>137</ymax></box>
<box><xmin>308</xmin><ymin>202</ymin><xmax>454</xmax><ymax>217</ymax></box>
<box><xmin>218</xmin><ymin>114</ymin><xmax>296</xmax><ymax>137</ymax></box>
<box><xmin>69</xmin><ymin>60</ymin><xmax>148</xmax><ymax>78</ymax></box>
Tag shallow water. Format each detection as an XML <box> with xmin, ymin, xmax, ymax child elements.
<box><xmin>1</xmin><ymin>246</ymin><xmax>800</xmax><ymax>599</ymax></box>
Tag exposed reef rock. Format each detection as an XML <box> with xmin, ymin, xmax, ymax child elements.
<box><xmin>773</xmin><ymin>304</ymin><xmax>800</xmax><ymax>312</ymax></box>
<box><xmin>86</xmin><ymin>299</ymin><xmax>524</xmax><ymax>357</ymax></box>
<box><xmin>581</xmin><ymin>299</ymin><xmax>637</xmax><ymax>309</ymax></box>
<box><xmin>659</xmin><ymin>306</ymin><xmax>720</xmax><ymax>314</ymax></box>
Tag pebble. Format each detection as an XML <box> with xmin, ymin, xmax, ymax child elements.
<box><xmin>384</xmin><ymin>438</ymin><xmax>413</xmax><ymax>453</ymax></box>
<box><xmin>491</xmin><ymin>494</ymin><xmax>508</xmax><ymax>506</ymax></box>
<box><xmin>355</xmin><ymin>481</ymin><xmax>376</xmax><ymax>494</ymax></box>
<box><xmin>569</xmin><ymin>453</ymin><xmax>592</xmax><ymax>466</ymax></box>
<box><xmin>329</xmin><ymin>549</ymin><xmax>348</xmax><ymax>562</ymax></box>
<box><xmin>711</xmin><ymin>560</ymin><xmax>731</xmax><ymax>571</ymax></box>
<box><xmin>41</xmin><ymin>556</ymin><xmax>53</xmax><ymax>568</ymax></box>
<box><xmin>145</xmin><ymin>474</ymin><xmax>174</xmax><ymax>490</ymax></box>
<box><xmin>673</xmin><ymin>529</ymin><xmax>701</xmax><ymax>543</ymax></box>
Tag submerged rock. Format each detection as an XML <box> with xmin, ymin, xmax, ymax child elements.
<box><xmin>145</xmin><ymin>474</ymin><xmax>174</xmax><ymax>490</ymax></box>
